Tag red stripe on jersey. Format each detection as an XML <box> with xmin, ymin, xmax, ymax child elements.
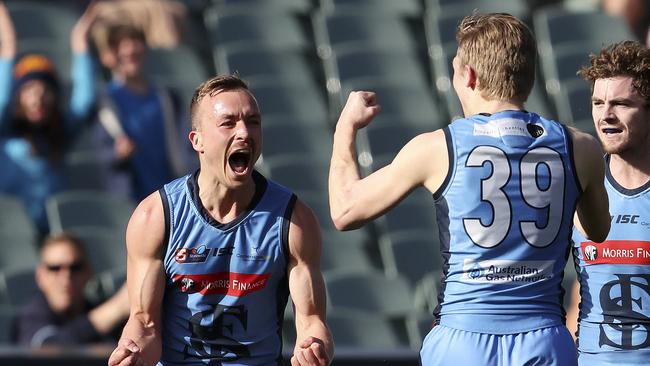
<box><xmin>580</xmin><ymin>240</ymin><xmax>650</xmax><ymax>265</ymax></box>
<box><xmin>172</xmin><ymin>272</ymin><xmax>271</xmax><ymax>297</ymax></box>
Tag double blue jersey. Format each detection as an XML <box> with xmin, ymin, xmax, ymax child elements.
<box><xmin>434</xmin><ymin>110</ymin><xmax>581</xmax><ymax>334</ymax></box>
<box><xmin>572</xmin><ymin>156</ymin><xmax>650</xmax><ymax>361</ymax></box>
<box><xmin>159</xmin><ymin>171</ymin><xmax>295</xmax><ymax>366</ymax></box>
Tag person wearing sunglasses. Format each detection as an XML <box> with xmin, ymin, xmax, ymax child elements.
<box><xmin>10</xmin><ymin>232</ymin><xmax>130</xmax><ymax>347</ymax></box>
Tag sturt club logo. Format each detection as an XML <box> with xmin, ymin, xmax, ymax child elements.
<box><xmin>584</xmin><ymin>245</ymin><xmax>598</xmax><ymax>261</ymax></box>
<box><xmin>175</xmin><ymin>245</ymin><xmax>211</xmax><ymax>264</ymax></box>
<box><xmin>599</xmin><ymin>273</ymin><xmax>650</xmax><ymax>350</ymax></box>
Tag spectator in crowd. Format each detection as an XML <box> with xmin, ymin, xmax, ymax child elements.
<box><xmin>0</xmin><ymin>2</ymin><xmax>97</xmax><ymax>235</ymax></box>
<box><xmin>94</xmin><ymin>22</ymin><xmax>192</xmax><ymax>202</ymax></box>
<box><xmin>11</xmin><ymin>232</ymin><xmax>129</xmax><ymax>347</ymax></box>
<box><xmin>91</xmin><ymin>0</ymin><xmax>186</xmax><ymax>52</ymax></box>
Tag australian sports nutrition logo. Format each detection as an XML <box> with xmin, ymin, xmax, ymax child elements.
<box><xmin>462</xmin><ymin>259</ymin><xmax>554</xmax><ymax>284</ymax></box>
<box><xmin>580</xmin><ymin>240</ymin><xmax>650</xmax><ymax>266</ymax></box>
<box><xmin>172</xmin><ymin>272</ymin><xmax>271</xmax><ymax>297</ymax></box>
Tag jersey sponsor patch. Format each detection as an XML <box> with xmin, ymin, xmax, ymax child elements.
<box><xmin>172</xmin><ymin>272</ymin><xmax>271</xmax><ymax>297</ymax></box>
<box><xmin>462</xmin><ymin>259</ymin><xmax>554</xmax><ymax>284</ymax></box>
<box><xmin>473</xmin><ymin>119</ymin><xmax>546</xmax><ymax>138</ymax></box>
<box><xmin>175</xmin><ymin>245</ymin><xmax>211</xmax><ymax>263</ymax></box>
<box><xmin>580</xmin><ymin>240</ymin><xmax>650</xmax><ymax>265</ymax></box>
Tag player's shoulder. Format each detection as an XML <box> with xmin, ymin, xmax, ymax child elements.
<box><xmin>566</xmin><ymin>126</ymin><xmax>602</xmax><ymax>156</ymax></box>
<box><xmin>129</xmin><ymin>191</ymin><xmax>165</xmax><ymax>232</ymax></box>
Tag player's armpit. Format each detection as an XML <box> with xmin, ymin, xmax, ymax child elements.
<box><xmin>287</xmin><ymin>199</ymin><xmax>333</xmax><ymax>365</ymax></box>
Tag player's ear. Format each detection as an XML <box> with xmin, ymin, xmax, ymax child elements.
<box><xmin>189</xmin><ymin>130</ymin><xmax>203</xmax><ymax>153</ymax></box>
<box><xmin>465</xmin><ymin>64</ymin><xmax>477</xmax><ymax>89</ymax></box>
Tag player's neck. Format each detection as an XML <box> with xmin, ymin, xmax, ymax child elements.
<box><xmin>609</xmin><ymin>152</ymin><xmax>650</xmax><ymax>189</ymax></box>
<box><xmin>196</xmin><ymin>173</ymin><xmax>257</xmax><ymax>223</ymax></box>
<box><xmin>462</xmin><ymin>96</ymin><xmax>524</xmax><ymax>117</ymax></box>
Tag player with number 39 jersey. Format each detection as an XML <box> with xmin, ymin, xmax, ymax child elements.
<box><xmin>329</xmin><ymin>13</ymin><xmax>610</xmax><ymax>366</ymax></box>
<box><xmin>436</xmin><ymin>110</ymin><xmax>580</xmax><ymax>334</ymax></box>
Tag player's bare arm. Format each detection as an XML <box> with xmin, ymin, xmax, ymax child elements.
<box><xmin>569</xmin><ymin>126</ymin><xmax>610</xmax><ymax>242</ymax></box>
<box><xmin>329</xmin><ymin>91</ymin><xmax>448</xmax><ymax>231</ymax></box>
<box><xmin>287</xmin><ymin>199</ymin><xmax>333</xmax><ymax>366</ymax></box>
<box><xmin>108</xmin><ymin>192</ymin><xmax>166</xmax><ymax>366</ymax></box>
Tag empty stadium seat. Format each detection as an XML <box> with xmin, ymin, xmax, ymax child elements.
<box><xmin>405</xmin><ymin>311</ymin><xmax>436</xmax><ymax>350</ymax></box>
<box><xmin>262</xmin><ymin>118</ymin><xmax>333</xmax><ymax>161</ymax></box>
<box><xmin>320</xmin><ymin>0</ymin><xmax>422</xmax><ymax>16</ymax></box>
<box><xmin>379</xmin><ymin>229</ymin><xmax>440</xmax><ymax>285</ymax></box>
<box><xmin>265</xmin><ymin>156</ymin><xmax>330</xmax><ymax>195</ymax></box>
<box><xmin>327</xmin><ymin>310</ymin><xmax>407</xmax><ymax>348</ymax></box>
<box><xmin>69</xmin><ymin>227</ymin><xmax>127</xmax><ymax>274</ymax></box>
<box><xmin>0</xmin><ymin>195</ymin><xmax>38</xmax><ymax>246</ymax></box>
<box><xmin>0</xmin><ymin>231</ymin><xmax>39</xmax><ymax>274</ymax></box>
<box><xmin>0</xmin><ymin>305</ymin><xmax>16</xmax><ymax>344</ymax></box>
<box><xmin>45</xmin><ymin>190</ymin><xmax>135</xmax><ymax>234</ymax></box>
<box><xmin>0</xmin><ymin>268</ymin><xmax>38</xmax><ymax>308</ymax></box>
<box><xmin>247</xmin><ymin>78</ymin><xmax>330</xmax><ymax>121</ymax></box>
<box><xmin>204</xmin><ymin>6</ymin><xmax>312</xmax><ymax>51</ymax></box>
<box><xmin>379</xmin><ymin>190</ymin><xmax>437</xmax><ymax>236</ymax></box>
<box><xmin>325</xmin><ymin>270</ymin><xmax>415</xmax><ymax>318</ymax></box>
<box><xmin>214</xmin><ymin>45</ymin><xmax>322</xmax><ymax>88</ymax></box>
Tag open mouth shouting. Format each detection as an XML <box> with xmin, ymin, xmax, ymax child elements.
<box><xmin>228</xmin><ymin>147</ymin><xmax>253</xmax><ymax>176</ymax></box>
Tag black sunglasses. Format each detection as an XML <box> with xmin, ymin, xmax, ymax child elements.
<box><xmin>44</xmin><ymin>261</ymin><xmax>86</xmax><ymax>273</ymax></box>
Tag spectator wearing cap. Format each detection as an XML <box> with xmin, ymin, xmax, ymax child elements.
<box><xmin>0</xmin><ymin>3</ymin><xmax>98</xmax><ymax>235</ymax></box>
<box><xmin>10</xmin><ymin>232</ymin><xmax>129</xmax><ymax>347</ymax></box>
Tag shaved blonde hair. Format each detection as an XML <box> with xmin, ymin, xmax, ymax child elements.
<box><xmin>189</xmin><ymin>74</ymin><xmax>250</xmax><ymax>130</ymax></box>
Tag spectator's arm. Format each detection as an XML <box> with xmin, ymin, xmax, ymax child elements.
<box><xmin>87</xmin><ymin>283</ymin><xmax>130</xmax><ymax>335</ymax></box>
<box><xmin>288</xmin><ymin>199</ymin><xmax>333</xmax><ymax>366</ymax></box>
<box><xmin>0</xmin><ymin>2</ymin><xmax>15</xmax><ymax>59</ymax></box>
<box><xmin>68</xmin><ymin>2</ymin><xmax>99</xmax><ymax>131</ymax></box>
<box><xmin>0</xmin><ymin>1</ymin><xmax>15</xmax><ymax>134</ymax></box>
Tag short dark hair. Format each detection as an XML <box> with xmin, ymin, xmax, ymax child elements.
<box><xmin>189</xmin><ymin>74</ymin><xmax>250</xmax><ymax>130</ymax></box>
<box><xmin>578</xmin><ymin>40</ymin><xmax>650</xmax><ymax>103</ymax></box>
<box><xmin>107</xmin><ymin>24</ymin><xmax>146</xmax><ymax>50</ymax></box>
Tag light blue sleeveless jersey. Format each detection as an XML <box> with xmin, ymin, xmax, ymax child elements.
<box><xmin>434</xmin><ymin>110</ymin><xmax>581</xmax><ymax>334</ymax></box>
<box><xmin>572</xmin><ymin>156</ymin><xmax>650</xmax><ymax>363</ymax></box>
<box><xmin>158</xmin><ymin>171</ymin><xmax>295</xmax><ymax>366</ymax></box>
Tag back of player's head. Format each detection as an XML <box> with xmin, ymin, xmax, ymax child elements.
<box><xmin>456</xmin><ymin>12</ymin><xmax>536</xmax><ymax>104</ymax></box>
<box><xmin>578</xmin><ymin>40</ymin><xmax>650</xmax><ymax>104</ymax></box>
<box><xmin>189</xmin><ymin>74</ymin><xmax>251</xmax><ymax>130</ymax></box>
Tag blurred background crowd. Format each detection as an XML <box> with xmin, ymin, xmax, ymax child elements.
<box><xmin>0</xmin><ymin>0</ymin><xmax>646</xmax><ymax>357</ymax></box>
